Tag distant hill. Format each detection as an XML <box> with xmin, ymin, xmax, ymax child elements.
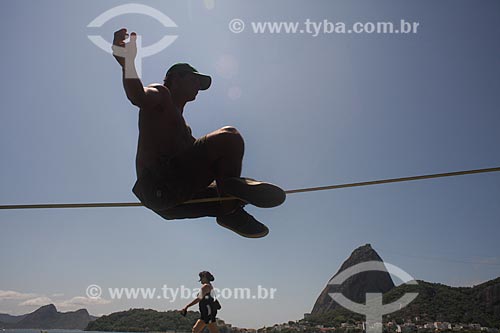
<box><xmin>0</xmin><ymin>304</ymin><xmax>95</xmax><ymax>329</ymax></box>
<box><xmin>85</xmin><ymin>308</ymin><xmax>201</xmax><ymax>332</ymax></box>
<box><xmin>306</xmin><ymin>244</ymin><xmax>500</xmax><ymax>328</ymax></box>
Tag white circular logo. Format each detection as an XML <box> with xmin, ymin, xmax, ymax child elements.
<box><xmin>328</xmin><ymin>261</ymin><xmax>419</xmax><ymax>333</ymax></box>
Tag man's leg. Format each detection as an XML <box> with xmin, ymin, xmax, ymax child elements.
<box><xmin>205</xmin><ymin>126</ymin><xmax>245</xmax><ymax>195</ymax></box>
<box><xmin>157</xmin><ymin>126</ymin><xmax>274</xmax><ymax>237</ymax></box>
<box><xmin>158</xmin><ymin>126</ymin><xmax>245</xmax><ymax>219</ymax></box>
<box><xmin>177</xmin><ymin>126</ymin><xmax>244</xmax><ymax>196</ymax></box>
<box><xmin>183</xmin><ymin>126</ymin><xmax>284</xmax><ymax>209</ymax></box>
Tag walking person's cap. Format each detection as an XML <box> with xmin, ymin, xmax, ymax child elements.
<box><xmin>198</xmin><ymin>271</ymin><xmax>215</xmax><ymax>282</ymax></box>
<box><xmin>165</xmin><ymin>63</ymin><xmax>212</xmax><ymax>90</ymax></box>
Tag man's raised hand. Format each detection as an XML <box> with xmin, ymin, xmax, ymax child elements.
<box><xmin>112</xmin><ymin>28</ymin><xmax>137</xmax><ymax>69</ymax></box>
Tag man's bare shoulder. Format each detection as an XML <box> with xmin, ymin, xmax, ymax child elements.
<box><xmin>147</xmin><ymin>82</ymin><xmax>170</xmax><ymax>91</ymax></box>
<box><xmin>145</xmin><ymin>83</ymin><xmax>171</xmax><ymax>97</ymax></box>
<box><xmin>141</xmin><ymin>83</ymin><xmax>174</xmax><ymax>110</ymax></box>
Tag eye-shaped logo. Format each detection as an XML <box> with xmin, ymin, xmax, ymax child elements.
<box><xmin>87</xmin><ymin>3</ymin><xmax>178</xmax><ymax>76</ymax></box>
<box><xmin>328</xmin><ymin>261</ymin><xmax>419</xmax><ymax>333</ymax></box>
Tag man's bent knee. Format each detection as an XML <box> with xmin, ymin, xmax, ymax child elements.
<box><xmin>216</xmin><ymin>126</ymin><xmax>244</xmax><ymax>151</ymax></box>
<box><xmin>220</xmin><ymin>126</ymin><xmax>239</xmax><ymax>134</ymax></box>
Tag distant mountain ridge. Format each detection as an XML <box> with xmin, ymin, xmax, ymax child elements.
<box><xmin>307</xmin><ymin>244</ymin><xmax>500</xmax><ymax>328</ymax></box>
<box><xmin>0</xmin><ymin>304</ymin><xmax>96</xmax><ymax>329</ymax></box>
<box><xmin>0</xmin><ymin>313</ymin><xmax>26</xmax><ymax>324</ymax></box>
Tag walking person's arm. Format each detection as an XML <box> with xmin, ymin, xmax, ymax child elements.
<box><xmin>180</xmin><ymin>284</ymin><xmax>211</xmax><ymax>315</ymax></box>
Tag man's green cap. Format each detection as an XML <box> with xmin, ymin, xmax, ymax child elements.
<box><xmin>165</xmin><ymin>63</ymin><xmax>212</xmax><ymax>90</ymax></box>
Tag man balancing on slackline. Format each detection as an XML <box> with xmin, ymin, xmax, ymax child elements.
<box><xmin>112</xmin><ymin>28</ymin><xmax>285</xmax><ymax>238</ymax></box>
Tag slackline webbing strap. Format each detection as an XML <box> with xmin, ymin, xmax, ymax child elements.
<box><xmin>0</xmin><ymin>166</ymin><xmax>499</xmax><ymax>210</ymax></box>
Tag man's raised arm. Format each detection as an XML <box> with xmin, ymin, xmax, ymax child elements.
<box><xmin>112</xmin><ymin>28</ymin><xmax>163</xmax><ymax>108</ymax></box>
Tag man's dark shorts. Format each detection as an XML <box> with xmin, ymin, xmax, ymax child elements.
<box><xmin>132</xmin><ymin>136</ymin><xmax>223</xmax><ymax>219</ymax></box>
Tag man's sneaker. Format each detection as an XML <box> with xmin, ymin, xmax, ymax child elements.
<box><xmin>222</xmin><ymin>177</ymin><xmax>286</xmax><ymax>208</ymax></box>
<box><xmin>216</xmin><ymin>208</ymin><xmax>269</xmax><ymax>238</ymax></box>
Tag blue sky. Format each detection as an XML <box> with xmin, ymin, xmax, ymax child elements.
<box><xmin>1</xmin><ymin>0</ymin><xmax>499</xmax><ymax>329</ymax></box>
